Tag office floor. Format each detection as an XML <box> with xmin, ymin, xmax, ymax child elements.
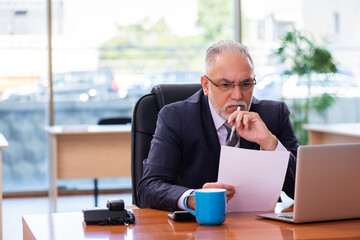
<box><xmin>2</xmin><ymin>193</ymin><xmax>133</xmax><ymax>240</ymax></box>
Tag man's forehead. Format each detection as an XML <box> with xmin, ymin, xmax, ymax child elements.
<box><xmin>212</xmin><ymin>54</ymin><xmax>253</xmax><ymax>69</ymax></box>
<box><xmin>206</xmin><ymin>53</ymin><xmax>254</xmax><ymax>77</ymax></box>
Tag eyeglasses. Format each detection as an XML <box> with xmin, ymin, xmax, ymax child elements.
<box><xmin>204</xmin><ymin>75</ymin><xmax>256</xmax><ymax>91</ymax></box>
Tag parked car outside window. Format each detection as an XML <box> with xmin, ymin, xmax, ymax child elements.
<box><xmin>39</xmin><ymin>70</ymin><xmax>118</xmax><ymax>102</ymax></box>
<box><xmin>254</xmin><ymin>69</ymin><xmax>360</xmax><ymax>100</ymax></box>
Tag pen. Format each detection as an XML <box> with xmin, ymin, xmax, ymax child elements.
<box><xmin>229</xmin><ymin>106</ymin><xmax>241</xmax><ymax>140</ymax></box>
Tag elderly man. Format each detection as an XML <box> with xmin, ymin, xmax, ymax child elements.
<box><xmin>138</xmin><ymin>40</ymin><xmax>299</xmax><ymax>211</ymax></box>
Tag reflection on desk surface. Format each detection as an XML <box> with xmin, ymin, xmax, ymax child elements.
<box><xmin>23</xmin><ymin>203</ymin><xmax>360</xmax><ymax>240</ymax></box>
<box><xmin>263</xmin><ymin>217</ymin><xmax>360</xmax><ymax>240</ymax></box>
<box><xmin>85</xmin><ymin>208</ymin><xmax>360</xmax><ymax>239</ymax></box>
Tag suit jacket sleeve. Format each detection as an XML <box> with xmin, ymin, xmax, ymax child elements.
<box><xmin>137</xmin><ymin>105</ymin><xmax>189</xmax><ymax>211</ymax></box>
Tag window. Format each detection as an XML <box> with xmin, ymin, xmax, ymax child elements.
<box><xmin>0</xmin><ymin>0</ymin><xmax>47</xmax><ymax>192</ymax></box>
<box><xmin>1</xmin><ymin>0</ymin><xmax>235</xmax><ymax>193</ymax></box>
<box><xmin>242</xmin><ymin>0</ymin><xmax>360</xmax><ymax>124</ymax></box>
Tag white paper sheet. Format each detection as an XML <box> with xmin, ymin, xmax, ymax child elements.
<box><xmin>218</xmin><ymin>146</ymin><xmax>290</xmax><ymax>212</ymax></box>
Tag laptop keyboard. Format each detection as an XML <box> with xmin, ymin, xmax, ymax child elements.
<box><xmin>278</xmin><ymin>212</ymin><xmax>294</xmax><ymax>220</ymax></box>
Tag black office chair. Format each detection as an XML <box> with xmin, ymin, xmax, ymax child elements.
<box><xmin>98</xmin><ymin>117</ymin><xmax>131</xmax><ymax>125</ymax></box>
<box><xmin>92</xmin><ymin>117</ymin><xmax>131</xmax><ymax>206</ymax></box>
<box><xmin>131</xmin><ymin>83</ymin><xmax>202</xmax><ymax>207</ymax></box>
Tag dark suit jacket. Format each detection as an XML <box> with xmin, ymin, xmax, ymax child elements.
<box><xmin>138</xmin><ymin>90</ymin><xmax>299</xmax><ymax>211</ymax></box>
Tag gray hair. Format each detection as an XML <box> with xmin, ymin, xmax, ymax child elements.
<box><xmin>205</xmin><ymin>40</ymin><xmax>253</xmax><ymax>74</ymax></box>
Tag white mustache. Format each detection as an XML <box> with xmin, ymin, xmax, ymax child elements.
<box><xmin>224</xmin><ymin>101</ymin><xmax>247</xmax><ymax>110</ymax></box>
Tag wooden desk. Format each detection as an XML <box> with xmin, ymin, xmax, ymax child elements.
<box><xmin>303</xmin><ymin>123</ymin><xmax>360</xmax><ymax>145</ymax></box>
<box><xmin>45</xmin><ymin>125</ymin><xmax>131</xmax><ymax>212</ymax></box>
<box><xmin>23</xmin><ymin>203</ymin><xmax>360</xmax><ymax>240</ymax></box>
<box><xmin>0</xmin><ymin>134</ymin><xmax>9</xmax><ymax>240</ymax></box>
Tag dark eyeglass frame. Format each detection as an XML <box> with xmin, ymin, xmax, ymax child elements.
<box><xmin>204</xmin><ymin>75</ymin><xmax>256</xmax><ymax>91</ymax></box>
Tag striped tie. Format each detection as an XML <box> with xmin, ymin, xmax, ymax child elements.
<box><xmin>224</xmin><ymin>123</ymin><xmax>239</xmax><ymax>147</ymax></box>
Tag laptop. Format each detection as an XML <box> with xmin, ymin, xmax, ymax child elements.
<box><xmin>257</xmin><ymin>142</ymin><xmax>360</xmax><ymax>223</ymax></box>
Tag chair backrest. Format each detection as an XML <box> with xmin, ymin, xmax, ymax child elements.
<box><xmin>131</xmin><ymin>83</ymin><xmax>202</xmax><ymax>207</ymax></box>
<box><xmin>98</xmin><ymin>117</ymin><xmax>131</xmax><ymax>125</ymax></box>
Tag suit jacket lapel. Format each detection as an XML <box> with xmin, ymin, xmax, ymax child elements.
<box><xmin>200</xmin><ymin>93</ymin><xmax>221</xmax><ymax>162</ymax></box>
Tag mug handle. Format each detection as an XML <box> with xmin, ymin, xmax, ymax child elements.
<box><xmin>183</xmin><ymin>194</ymin><xmax>196</xmax><ymax>216</ymax></box>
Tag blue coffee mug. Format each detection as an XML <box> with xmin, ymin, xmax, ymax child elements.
<box><xmin>183</xmin><ymin>188</ymin><xmax>226</xmax><ymax>225</ymax></box>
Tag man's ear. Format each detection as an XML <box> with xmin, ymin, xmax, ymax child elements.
<box><xmin>201</xmin><ymin>75</ymin><xmax>209</xmax><ymax>96</ymax></box>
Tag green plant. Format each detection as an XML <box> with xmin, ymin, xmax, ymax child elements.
<box><xmin>275</xmin><ymin>29</ymin><xmax>337</xmax><ymax>145</ymax></box>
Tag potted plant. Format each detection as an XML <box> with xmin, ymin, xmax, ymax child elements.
<box><xmin>275</xmin><ymin>29</ymin><xmax>337</xmax><ymax>145</ymax></box>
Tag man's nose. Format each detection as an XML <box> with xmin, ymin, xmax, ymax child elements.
<box><xmin>230</xmin><ymin>85</ymin><xmax>243</xmax><ymax>100</ymax></box>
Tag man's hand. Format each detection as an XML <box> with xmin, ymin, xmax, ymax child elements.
<box><xmin>187</xmin><ymin>182</ymin><xmax>236</xmax><ymax>210</ymax></box>
<box><xmin>203</xmin><ymin>182</ymin><xmax>236</xmax><ymax>201</ymax></box>
<box><xmin>228</xmin><ymin>110</ymin><xmax>278</xmax><ymax>151</ymax></box>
